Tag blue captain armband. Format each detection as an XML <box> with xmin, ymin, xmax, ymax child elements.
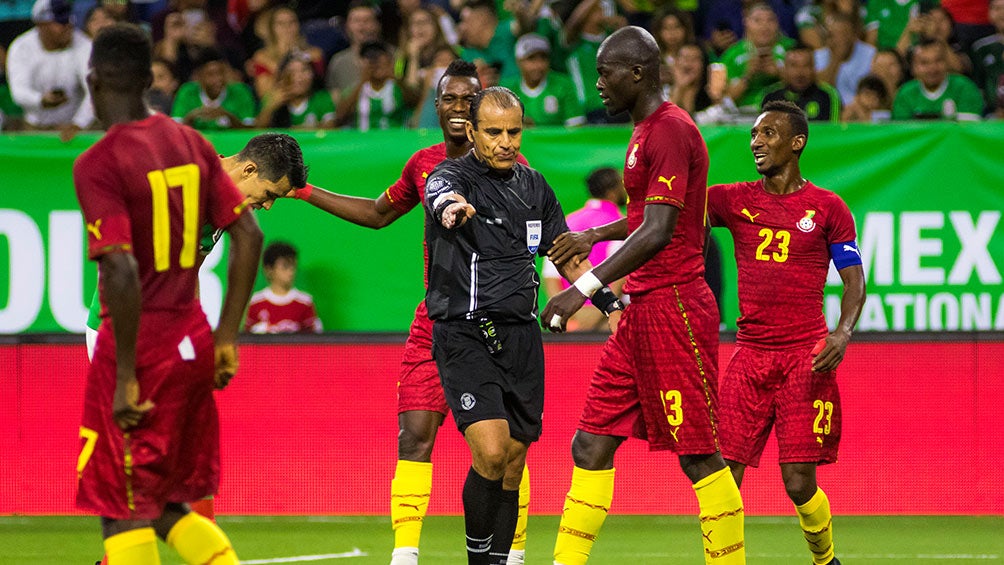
<box><xmin>830</xmin><ymin>241</ymin><xmax>863</xmax><ymax>270</ymax></box>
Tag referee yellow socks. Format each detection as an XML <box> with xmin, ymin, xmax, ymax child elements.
<box><xmin>166</xmin><ymin>511</ymin><xmax>238</xmax><ymax>565</ymax></box>
<box><xmin>553</xmin><ymin>466</ymin><xmax>615</xmax><ymax>565</ymax></box>
<box><xmin>693</xmin><ymin>466</ymin><xmax>746</xmax><ymax>564</ymax></box>
<box><xmin>104</xmin><ymin>527</ymin><xmax>160</xmax><ymax>565</ymax></box>
<box><xmin>795</xmin><ymin>487</ymin><xmax>835</xmax><ymax>565</ymax></box>
<box><xmin>390</xmin><ymin>459</ymin><xmax>433</xmax><ymax>553</ymax></box>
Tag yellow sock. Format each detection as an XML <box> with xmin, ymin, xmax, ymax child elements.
<box><xmin>104</xmin><ymin>527</ymin><xmax>160</xmax><ymax>565</ymax></box>
<box><xmin>390</xmin><ymin>460</ymin><xmax>433</xmax><ymax>550</ymax></box>
<box><xmin>511</xmin><ymin>463</ymin><xmax>530</xmax><ymax>550</ymax></box>
<box><xmin>166</xmin><ymin>511</ymin><xmax>238</xmax><ymax>565</ymax></box>
<box><xmin>795</xmin><ymin>487</ymin><xmax>835</xmax><ymax>565</ymax></box>
<box><xmin>553</xmin><ymin>467</ymin><xmax>615</xmax><ymax>565</ymax></box>
<box><xmin>693</xmin><ymin>467</ymin><xmax>746</xmax><ymax>564</ymax></box>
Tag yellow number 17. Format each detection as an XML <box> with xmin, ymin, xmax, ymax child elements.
<box><xmin>148</xmin><ymin>164</ymin><xmax>201</xmax><ymax>272</ymax></box>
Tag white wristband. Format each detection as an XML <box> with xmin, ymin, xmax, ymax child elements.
<box><xmin>573</xmin><ymin>270</ymin><xmax>603</xmax><ymax>298</ymax></box>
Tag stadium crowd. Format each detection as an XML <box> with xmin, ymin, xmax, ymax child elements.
<box><xmin>1</xmin><ymin>0</ymin><xmax>1002</xmax><ymax>133</ymax></box>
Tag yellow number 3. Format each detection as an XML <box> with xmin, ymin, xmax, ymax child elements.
<box><xmin>755</xmin><ymin>228</ymin><xmax>790</xmax><ymax>263</ymax></box>
<box><xmin>77</xmin><ymin>426</ymin><xmax>98</xmax><ymax>476</ymax></box>
<box><xmin>660</xmin><ymin>390</ymin><xmax>683</xmax><ymax>426</ymax></box>
<box><xmin>813</xmin><ymin>400</ymin><xmax>834</xmax><ymax>435</ymax></box>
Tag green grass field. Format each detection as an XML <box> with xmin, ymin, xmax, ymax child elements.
<box><xmin>2</xmin><ymin>515</ymin><xmax>1001</xmax><ymax>564</ymax></box>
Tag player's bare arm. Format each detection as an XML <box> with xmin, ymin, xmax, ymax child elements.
<box><xmin>100</xmin><ymin>250</ymin><xmax>154</xmax><ymax>430</ymax></box>
<box><xmin>813</xmin><ymin>264</ymin><xmax>866</xmax><ymax>372</ymax></box>
<box><xmin>543</xmin><ymin>205</ymin><xmax>676</xmax><ymax>329</ymax></box>
<box><xmin>299</xmin><ymin>186</ymin><xmax>406</xmax><ymax>229</ymax></box>
<box><xmin>547</xmin><ymin>217</ymin><xmax>628</xmax><ymax>266</ymax></box>
<box><xmin>214</xmin><ymin>211</ymin><xmax>263</xmax><ymax>388</ymax></box>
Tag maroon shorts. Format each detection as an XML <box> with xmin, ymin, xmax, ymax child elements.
<box><xmin>579</xmin><ymin>279</ymin><xmax>721</xmax><ymax>453</ymax></box>
<box><xmin>76</xmin><ymin>309</ymin><xmax>219</xmax><ymax>520</ymax></box>
<box><xmin>718</xmin><ymin>343</ymin><xmax>841</xmax><ymax>467</ymax></box>
<box><xmin>397</xmin><ymin>302</ymin><xmax>448</xmax><ymax>415</ymax></box>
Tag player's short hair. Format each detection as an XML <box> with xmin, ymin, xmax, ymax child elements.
<box><xmin>436</xmin><ymin>58</ymin><xmax>479</xmax><ymax>97</ymax></box>
<box><xmin>237</xmin><ymin>133</ymin><xmax>309</xmax><ymax>189</ymax></box>
<box><xmin>263</xmin><ymin>241</ymin><xmax>297</xmax><ymax>268</ymax></box>
<box><xmin>586</xmin><ymin>167</ymin><xmax>621</xmax><ymax>199</ymax></box>
<box><xmin>90</xmin><ymin>23</ymin><xmax>152</xmax><ymax>92</ymax></box>
<box><xmin>762</xmin><ymin>100</ymin><xmax>809</xmax><ymax>149</ymax></box>
<box><xmin>469</xmin><ymin>86</ymin><xmax>523</xmax><ymax>129</ymax></box>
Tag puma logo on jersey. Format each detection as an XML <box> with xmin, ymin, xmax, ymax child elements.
<box><xmin>86</xmin><ymin>219</ymin><xmax>103</xmax><ymax>240</ymax></box>
<box><xmin>843</xmin><ymin>244</ymin><xmax>860</xmax><ymax>256</ymax></box>
<box><xmin>741</xmin><ymin>208</ymin><xmax>760</xmax><ymax>222</ymax></box>
<box><xmin>816</xmin><ymin>436</ymin><xmax>824</xmax><ymax>446</ymax></box>
<box><xmin>657</xmin><ymin>175</ymin><xmax>677</xmax><ymax>190</ymax></box>
<box><xmin>397</xmin><ymin>502</ymin><xmax>424</xmax><ymax>511</ymax></box>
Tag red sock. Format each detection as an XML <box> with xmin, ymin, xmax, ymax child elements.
<box><xmin>189</xmin><ymin>498</ymin><xmax>216</xmax><ymax>522</ymax></box>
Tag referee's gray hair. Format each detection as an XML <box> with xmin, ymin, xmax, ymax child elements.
<box><xmin>469</xmin><ymin>86</ymin><xmax>524</xmax><ymax>129</ymax></box>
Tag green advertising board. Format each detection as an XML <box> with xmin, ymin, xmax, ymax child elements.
<box><xmin>1</xmin><ymin>122</ymin><xmax>1002</xmax><ymax>333</ymax></box>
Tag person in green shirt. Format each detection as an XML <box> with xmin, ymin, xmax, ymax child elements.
<box><xmin>336</xmin><ymin>40</ymin><xmax>409</xmax><ymax>130</ymax></box>
<box><xmin>865</xmin><ymin>0</ymin><xmax>934</xmax><ymax>50</ymax></box>
<box><xmin>171</xmin><ymin>46</ymin><xmax>257</xmax><ymax>130</ymax></box>
<box><xmin>458</xmin><ymin>0</ymin><xmax>523</xmax><ymax>81</ymax></box>
<box><xmin>256</xmin><ymin>51</ymin><xmax>336</xmax><ymax>128</ymax></box>
<box><xmin>721</xmin><ymin>3</ymin><xmax>796</xmax><ymax>110</ymax></box>
<box><xmin>501</xmin><ymin>33</ymin><xmax>586</xmax><ymax>127</ymax></box>
<box><xmin>563</xmin><ymin>0</ymin><xmax>629</xmax><ymax>123</ymax></box>
<box><xmin>971</xmin><ymin>0</ymin><xmax>1004</xmax><ymax>117</ymax></box>
<box><xmin>891</xmin><ymin>38</ymin><xmax>983</xmax><ymax>120</ymax></box>
<box><xmin>762</xmin><ymin>45</ymin><xmax>842</xmax><ymax>122</ymax></box>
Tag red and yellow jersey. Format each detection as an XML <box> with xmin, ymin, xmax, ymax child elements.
<box><xmin>622</xmin><ymin>102</ymin><xmax>710</xmax><ymax>294</ymax></box>
<box><xmin>74</xmin><ymin>113</ymin><xmax>246</xmax><ymax>315</ymax></box>
<box><xmin>707</xmin><ymin>179</ymin><xmax>858</xmax><ymax>348</ymax></box>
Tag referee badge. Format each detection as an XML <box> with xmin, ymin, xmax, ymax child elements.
<box><xmin>526</xmin><ymin>220</ymin><xmax>542</xmax><ymax>253</ymax></box>
<box><xmin>460</xmin><ymin>393</ymin><xmax>476</xmax><ymax>410</ymax></box>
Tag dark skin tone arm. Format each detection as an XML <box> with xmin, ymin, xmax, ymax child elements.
<box><xmin>542</xmin><ymin>204</ymin><xmax>678</xmax><ymax>332</ymax></box>
<box><xmin>546</xmin><ymin>216</ymin><xmax>628</xmax><ymax>266</ymax></box>
<box><xmin>101</xmin><ymin>250</ymin><xmax>153</xmax><ymax>430</ymax></box>
<box><xmin>213</xmin><ymin>211</ymin><xmax>263</xmax><ymax>388</ymax></box>
<box><xmin>303</xmin><ymin>189</ymin><xmax>405</xmax><ymax>229</ymax></box>
<box><xmin>813</xmin><ymin>263</ymin><xmax>865</xmax><ymax>372</ymax></box>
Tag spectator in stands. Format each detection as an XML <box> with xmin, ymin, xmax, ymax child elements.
<box><xmin>891</xmin><ymin>38</ymin><xmax>983</xmax><ymax>120</ymax></box>
<box><xmin>721</xmin><ymin>2</ymin><xmax>795</xmax><ymax>111</ymax></box>
<box><xmin>247</xmin><ymin>5</ymin><xmax>323</xmax><ymax>98</ymax></box>
<box><xmin>457</xmin><ymin>0</ymin><xmax>522</xmax><ymax>82</ymax></box>
<box><xmin>563</xmin><ymin>0</ymin><xmax>627</xmax><ymax>123</ymax></box>
<box><xmin>842</xmin><ymin>73</ymin><xmax>892</xmax><ymax>121</ymax></box>
<box><xmin>942</xmin><ymin>0</ymin><xmax>996</xmax><ymax>53</ymax></box>
<box><xmin>336</xmin><ymin>40</ymin><xmax>408</xmax><ymax>130</ymax></box>
<box><xmin>153</xmin><ymin>7</ymin><xmax>227</xmax><ymax>83</ymax></box>
<box><xmin>864</xmin><ymin>0</ymin><xmax>925</xmax><ymax>49</ymax></box>
<box><xmin>0</xmin><ymin>45</ymin><xmax>25</xmax><ymax>131</ymax></box>
<box><xmin>795</xmin><ymin>0</ymin><xmax>863</xmax><ymax>50</ymax></box>
<box><xmin>699</xmin><ymin>0</ymin><xmax>799</xmax><ymax>51</ymax></box>
<box><xmin>171</xmin><ymin>46</ymin><xmax>257</xmax><ymax>129</ymax></box>
<box><xmin>325</xmin><ymin>0</ymin><xmax>381</xmax><ymax>106</ymax></box>
<box><xmin>763</xmin><ymin>44</ymin><xmax>842</xmax><ymax>122</ymax></box>
<box><xmin>256</xmin><ymin>50</ymin><xmax>336</xmax><ymax>128</ymax></box>
<box><xmin>971</xmin><ymin>0</ymin><xmax>1004</xmax><ymax>117</ymax></box>
<box><xmin>896</xmin><ymin>5</ymin><xmax>969</xmax><ymax>74</ymax></box>
<box><xmin>83</xmin><ymin>5</ymin><xmax>117</xmax><ymax>38</ymax></box>
<box><xmin>870</xmin><ymin>47</ymin><xmax>907</xmax><ymax>102</ymax></box>
<box><xmin>815</xmin><ymin>12</ymin><xmax>876</xmax><ymax>105</ymax></box>
<box><xmin>246</xmin><ymin>241</ymin><xmax>323</xmax><ymax>334</ymax></box>
<box><xmin>151</xmin><ymin>0</ymin><xmax>246</xmax><ymax>71</ymax></box>
<box><xmin>668</xmin><ymin>42</ymin><xmax>721</xmax><ymax>115</ymax></box>
<box><xmin>501</xmin><ymin>33</ymin><xmax>585</xmax><ymax>126</ymax></box>
<box><xmin>7</xmin><ymin>0</ymin><xmax>94</xmax><ymax>139</ymax></box>
<box><xmin>147</xmin><ymin>56</ymin><xmax>179</xmax><ymax>114</ymax></box>
<box><xmin>409</xmin><ymin>44</ymin><xmax>459</xmax><ymax>128</ymax></box>
<box><xmin>653</xmin><ymin>7</ymin><xmax>696</xmax><ymax>77</ymax></box>
<box><xmin>398</xmin><ymin>6</ymin><xmax>454</xmax><ymax>110</ymax></box>
<box><xmin>542</xmin><ymin>166</ymin><xmax>626</xmax><ymax>332</ymax></box>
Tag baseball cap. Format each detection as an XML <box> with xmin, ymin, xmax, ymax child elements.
<box><xmin>515</xmin><ymin>33</ymin><xmax>550</xmax><ymax>60</ymax></box>
<box><xmin>32</xmin><ymin>0</ymin><xmax>73</xmax><ymax>25</ymax></box>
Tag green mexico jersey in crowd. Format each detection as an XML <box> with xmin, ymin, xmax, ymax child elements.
<box><xmin>0</xmin><ymin>83</ymin><xmax>23</xmax><ymax>121</ymax></box>
<box><xmin>865</xmin><ymin>0</ymin><xmax>934</xmax><ymax>50</ymax></box>
<box><xmin>85</xmin><ymin>226</ymin><xmax>223</xmax><ymax>331</ymax></box>
<box><xmin>263</xmin><ymin>91</ymin><xmax>336</xmax><ymax>127</ymax></box>
<box><xmin>565</xmin><ymin>33</ymin><xmax>606</xmax><ymax>115</ymax></box>
<box><xmin>972</xmin><ymin>34</ymin><xmax>1004</xmax><ymax>112</ymax></box>
<box><xmin>170</xmin><ymin>82</ymin><xmax>257</xmax><ymax>130</ymax></box>
<box><xmin>762</xmin><ymin>82</ymin><xmax>842</xmax><ymax>122</ymax></box>
<box><xmin>355</xmin><ymin>80</ymin><xmax>407</xmax><ymax>131</ymax></box>
<box><xmin>501</xmin><ymin>73</ymin><xmax>585</xmax><ymax>126</ymax></box>
<box><xmin>891</xmin><ymin>74</ymin><xmax>984</xmax><ymax>120</ymax></box>
<box><xmin>721</xmin><ymin>37</ymin><xmax>795</xmax><ymax>109</ymax></box>
<box><xmin>460</xmin><ymin>18</ymin><xmax>519</xmax><ymax>80</ymax></box>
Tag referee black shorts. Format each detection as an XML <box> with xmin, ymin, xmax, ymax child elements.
<box><xmin>431</xmin><ymin>318</ymin><xmax>544</xmax><ymax>444</ymax></box>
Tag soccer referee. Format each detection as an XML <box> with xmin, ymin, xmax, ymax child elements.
<box><xmin>423</xmin><ymin>86</ymin><xmax>620</xmax><ymax>565</ymax></box>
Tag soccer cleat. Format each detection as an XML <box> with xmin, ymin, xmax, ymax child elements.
<box><xmin>389</xmin><ymin>547</ymin><xmax>419</xmax><ymax>565</ymax></box>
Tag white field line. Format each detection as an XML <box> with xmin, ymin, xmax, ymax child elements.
<box><xmin>241</xmin><ymin>548</ymin><xmax>367</xmax><ymax>563</ymax></box>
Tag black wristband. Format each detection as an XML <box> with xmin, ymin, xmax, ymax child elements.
<box><xmin>433</xmin><ymin>198</ymin><xmax>457</xmax><ymax>223</ymax></box>
<box><xmin>591</xmin><ymin>286</ymin><xmax>624</xmax><ymax>317</ymax></box>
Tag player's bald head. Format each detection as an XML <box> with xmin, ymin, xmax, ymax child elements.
<box><xmin>597</xmin><ymin>26</ymin><xmax>661</xmax><ymax>80</ymax></box>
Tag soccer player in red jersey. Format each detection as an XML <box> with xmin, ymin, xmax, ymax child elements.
<box><xmin>707</xmin><ymin>100</ymin><xmax>866</xmax><ymax>565</ymax></box>
<box><xmin>544</xmin><ymin>26</ymin><xmax>746</xmax><ymax>564</ymax></box>
<box><xmin>74</xmin><ymin>24</ymin><xmax>262</xmax><ymax>565</ymax></box>
<box><xmin>290</xmin><ymin>59</ymin><xmax>530</xmax><ymax>565</ymax></box>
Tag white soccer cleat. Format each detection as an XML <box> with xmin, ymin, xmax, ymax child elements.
<box><xmin>389</xmin><ymin>547</ymin><xmax>419</xmax><ymax>565</ymax></box>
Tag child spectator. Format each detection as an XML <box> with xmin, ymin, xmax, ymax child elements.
<box><xmin>246</xmin><ymin>241</ymin><xmax>323</xmax><ymax>334</ymax></box>
<box><xmin>171</xmin><ymin>46</ymin><xmax>257</xmax><ymax>129</ymax></box>
<box><xmin>871</xmin><ymin>47</ymin><xmax>907</xmax><ymax>101</ymax></box>
<box><xmin>336</xmin><ymin>40</ymin><xmax>408</xmax><ymax>130</ymax></box>
<box><xmin>256</xmin><ymin>50</ymin><xmax>335</xmax><ymax>128</ymax></box>
<box><xmin>842</xmin><ymin>73</ymin><xmax>892</xmax><ymax>121</ymax></box>
<box><xmin>146</xmin><ymin>57</ymin><xmax>179</xmax><ymax>114</ymax></box>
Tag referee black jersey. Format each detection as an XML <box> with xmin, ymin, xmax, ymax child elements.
<box><xmin>424</xmin><ymin>152</ymin><xmax>569</xmax><ymax>323</ymax></box>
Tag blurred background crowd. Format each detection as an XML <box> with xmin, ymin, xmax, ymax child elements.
<box><xmin>1</xmin><ymin>0</ymin><xmax>1002</xmax><ymax>135</ymax></box>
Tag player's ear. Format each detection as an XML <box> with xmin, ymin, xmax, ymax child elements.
<box><xmin>792</xmin><ymin>134</ymin><xmax>806</xmax><ymax>153</ymax></box>
<box><xmin>465</xmin><ymin>120</ymin><xmax>475</xmax><ymax>142</ymax></box>
<box><xmin>242</xmin><ymin>161</ymin><xmax>258</xmax><ymax>178</ymax></box>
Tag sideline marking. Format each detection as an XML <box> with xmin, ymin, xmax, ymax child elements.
<box><xmin>242</xmin><ymin>549</ymin><xmax>367</xmax><ymax>563</ymax></box>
